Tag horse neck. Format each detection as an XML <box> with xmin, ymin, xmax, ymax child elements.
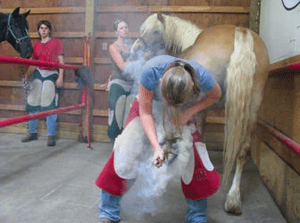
<box><xmin>0</xmin><ymin>13</ymin><xmax>8</xmax><ymax>42</ymax></box>
<box><xmin>164</xmin><ymin>16</ymin><xmax>202</xmax><ymax>55</ymax></box>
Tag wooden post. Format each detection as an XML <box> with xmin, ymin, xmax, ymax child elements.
<box><xmin>81</xmin><ymin>0</ymin><xmax>96</xmax><ymax>146</ymax></box>
<box><xmin>249</xmin><ymin>0</ymin><xmax>261</xmax><ymax>34</ymax></box>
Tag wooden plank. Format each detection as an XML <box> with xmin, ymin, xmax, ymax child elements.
<box><xmin>286</xmin><ymin>168</ymin><xmax>300</xmax><ymax>223</ymax></box>
<box><xmin>205</xmin><ymin>116</ymin><xmax>225</xmax><ymax>124</ymax></box>
<box><xmin>0</xmin><ymin>81</ymin><xmax>22</xmax><ymax>87</ymax></box>
<box><xmin>0</xmin><ymin>6</ymin><xmax>250</xmax><ymax>14</ymax></box>
<box><xmin>0</xmin><ymin>104</ymin><xmax>24</xmax><ymax>111</ymax></box>
<box><xmin>95</xmin><ymin>32</ymin><xmax>139</xmax><ymax>38</ymax></box>
<box><xmin>93</xmin><ymin>84</ymin><xmax>107</xmax><ymax>91</ymax></box>
<box><xmin>255</xmin><ymin>125</ymin><xmax>300</xmax><ymax>175</ymax></box>
<box><xmin>202</xmin><ymin>132</ymin><xmax>224</xmax><ymax>143</ymax></box>
<box><xmin>258</xmin><ymin>142</ymin><xmax>287</xmax><ymax>214</ymax></box>
<box><xmin>249</xmin><ymin>0</ymin><xmax>260</xmax><ymax>33</ymax></box>
<box><xmin>30</xmin><ymin>32</ymin><xmax>138</xmax><ymax>39</ymax></box>
<box><xmin>97</xmin><ymin>6</ymin><xmax>250</xmax><ymax>13</ymax></box>
<box><xmin>94</xmin><ymin>58</ymin><xmax>111</xmax><ymax>64</ymax></box>
<box><xmin>0</xmin><ymin>81</ymin><xmax>107</xmax><ymax>91</ymax></box>
<box><xmin>0</xmin><ymin>7</ymin><xmax>86</xmax><ymax>14</ymax></box>
<box><xmin>254</xmin><ymin>139</ymin><xmax>300</xmax><ymax>223</ymax></box>
<box><xmin>85</xmin><ymin>0</ymin><xmax>96</xmax><ymax>36</ymax></box>
<box><xmin>0</xmin><ymin>103</ymin><xmax>226</xmax><ymax>120</ymax></box>
<box><xmin>30</xmin><ymin>32</ymin><xmax>85</xmax><ymax>39</ymax></box>
<box><xmin>64</xmin><ymin>57</ymin><xmax>84</xmax><ymax>64</ymax></box>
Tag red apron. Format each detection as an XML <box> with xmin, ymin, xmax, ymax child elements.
<box><xmin>95</xmin><ymin>99</ymin><xmax>220</xmax><ymax>200</ymax></box>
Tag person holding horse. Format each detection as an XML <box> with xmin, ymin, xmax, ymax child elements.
<box><xmin>95</xmin><ymin>54</ymin><xmax>222</xmax><ymax>223</ymax></box>
<box><xmin>107</xmin><ymin>19</ymin><xmax>134</xmax><ymax>140</ymax></box>
<box><xmin>21</xmin><ymin>20</ymin><xmax>64</xmax><ymax>146</ymax></box>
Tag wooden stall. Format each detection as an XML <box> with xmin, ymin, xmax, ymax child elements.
<box><xmin>0</xmin><ymin>0</ymin><xmax>256</xmax><ymax>145</ymax></box>
<box><xmin>251</xmin><ymin>55</ymin><xmax>300</xmax><ymax>223</ymax></box>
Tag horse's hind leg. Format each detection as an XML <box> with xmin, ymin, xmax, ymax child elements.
<box><xmin>224</xmin><ymin>68</ymin><xmax>268</xmax><ymax>214</ymax></box>
<box><xmin>224</xmin><ymin>141</ymin><xmax>250</xmax><ymax>214</ymax></box>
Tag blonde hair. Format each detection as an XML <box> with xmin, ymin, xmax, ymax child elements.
<box><xmin>160</xmin><ymin>60</ymin><xmax>201</xmax><ymax>132</ymax></box>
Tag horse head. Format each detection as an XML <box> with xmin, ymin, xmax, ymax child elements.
<box><xmin>130</xmin><ymin>13</ymin><xmax>165</xmax><ymax>55</ymax></box>
<box><xmin>5</xmin><ymin>7</ymin><xmax>33</xmax><ymax>58</ymax></box>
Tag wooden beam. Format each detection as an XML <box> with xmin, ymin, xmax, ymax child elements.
<box><xmin>30</xmin><ymin>32</ymin><xmax>85</xmax><ymax>39</ymax></box>
<box><xmin>0</xmin><ymin>6</ymin><xmax>250</xmax><ymax>15</ymax></box>
<box><xmin>95</xmin><ymin>32</ymin><xmax>139</xmax><ymax>38</ymax></box>
<box><xmin>205</xmin><ymin>116</ymin><xmax>225</xmax><ymax>124</ymax></box>
<box><xmin>29</xmin><ymin>32</ymin><xmax>138</xmax><ymax>39</ymax></box>
<box><xmin>0</xmin><ymin>104</ymin><xmax>24</xmax><ymax>111</ymax></box>
<box><xmin>0</xmin><ymin>104</ymin><xmax>226</xmax><ymax>122</ymax></box>
<box><xmin>0</xmin><ymin>81</ymin><xmax>108</xmax><ymax>91</ymax></box>
<box><xmin>0</xmin><ymin>7</ymin><xmax>86</xmax><ymax>14</ymax></box>
<box><xmin>0</xmin><ymin>81</ymin><xmax>22</xmax><ymax>87</ymax></box>
<box><xmin>94</xmin><ymin>58</ymin><xmax>111</xmax><ymax>64</ymax></box>
<box><xmin>249</xmin><ymin>0</ymin><xmax>261</xmax><ymax>33</ymax></box>
<box><xmin>64</xmin><ymin>57</ymin><xmax>84</xmax><ymax>64</ymax></box>
<box><xmin>97</xmin><ymin>6</ymin><xmax>250</xmax><ymax>14</ymax></box>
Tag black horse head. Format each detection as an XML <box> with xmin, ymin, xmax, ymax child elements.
<box><xmin>1</xmin><ymin>7</ymin><xmax>33</xmax><ymax>58</ymax></box>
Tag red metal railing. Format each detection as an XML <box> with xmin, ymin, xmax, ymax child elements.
<box><xmin>261</xmin><ymin>62</ymin><xmax>300</xmax><ymax>155</ymax></box>
<box><xmin>269</xmin><ymin>62</ymin><xmax>300</xmax><ymax>75</ymax></box>
<box><xmin>0</xmin><ymin>37</ymin><xmax>92</xmax><ymax>148</ymax></box>
<box><xmin>257</xmin><ymin>120</ymin><xmax>300</xmax><ymax>156</ymax></box>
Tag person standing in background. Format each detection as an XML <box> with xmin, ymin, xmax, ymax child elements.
<box><xmin>21</xmin><ymin>20</ymin><xmax>64</xmax><ymax>146</ymax></box>
<box><xmin>107</xmin><ymin>19</ymin><xmax>134</xmax><ymax>140</ymax></box>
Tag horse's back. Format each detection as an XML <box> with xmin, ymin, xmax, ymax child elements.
<box><xmin>180</xmin><ymin>25</ymin><xmax>236</xmax><ymax>82</ymax></box>
<box><xmin>181</xmin><ymin>24</ymin><xmax>269</xmax><ymax>78</ymax></box>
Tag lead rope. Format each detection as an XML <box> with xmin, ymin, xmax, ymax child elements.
<box><xmin>20</xmin><ymin>64</ymin><xmax>30</xmax><ymax>94</ymax></box>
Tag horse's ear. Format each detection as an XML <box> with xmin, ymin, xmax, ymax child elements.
<box><xmin>23</xmin><ymin>10</ymin><xmax>31</xmax><ymax>18</ymax></box>
<box><xmin>12</xmin><ymin>7</ymin><xmax>21</xmax><ymax>17</ymax></box>
<box><xmin>157</xmin><ymin>12</ymin><xmax>165</xmax><ymax>24</ymax></box>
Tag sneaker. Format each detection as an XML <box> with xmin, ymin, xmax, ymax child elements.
<box><xmin>21</xmin><ymin>133</ymin><xmax>38</xmax><ymax>142</ymax></box>
<box><xmin>47</xmin><ymin>136</ymin><xmax>56</xmax><ymax>146</ymax></box>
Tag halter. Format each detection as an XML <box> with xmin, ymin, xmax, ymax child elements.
<box><xmin>6</xmin><ymin>13</ymin><xmax>30</xmax><ymax>43</ymax></box>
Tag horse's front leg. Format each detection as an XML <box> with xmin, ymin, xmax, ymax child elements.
<box><xmin>224</xmin><ymin>150</ymin><xmax>249</xmax><ymax>214</ymax></box>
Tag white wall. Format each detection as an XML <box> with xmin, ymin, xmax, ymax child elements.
<box><xmin>260</xmin><ymin>0</ymin><xmax>300</xmax><ymax>63</ymax></box>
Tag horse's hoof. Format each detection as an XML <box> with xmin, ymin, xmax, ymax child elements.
<box><xmin>224</xmin><ymin>197</ymin><xmax>242</xmax><ymax>215</ymax></box>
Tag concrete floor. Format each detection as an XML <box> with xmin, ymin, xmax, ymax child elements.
<box><xmin>0</xmin><ymin>133</ymin><xmax>287</xmax><ymax>223</ymax></box>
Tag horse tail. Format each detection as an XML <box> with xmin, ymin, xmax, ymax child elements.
<box><xmin>223</xmin><ymin>27</ymin><xmax>256</xmax><ymax>185</ymax></box>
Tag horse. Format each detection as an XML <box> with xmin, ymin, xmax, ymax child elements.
<box><xmin>0</xmin><ymin>7</ymin><xmax>32</xmax><ymax>58</ymax></box>
<box><xmin>130</xmin><ymin>13</ymin><xmax>270</xmax><ymax>214</ymax></box>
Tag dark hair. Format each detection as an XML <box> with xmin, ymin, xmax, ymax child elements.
<box><xmin>37</xmin><ymin>20</ymin><xmax>52</xmax><ymax>37</ymax></box>
<box><xmin>113</xmin><ymin>19</ymin><xmax>126</xmax><ymax>31</ymax></box>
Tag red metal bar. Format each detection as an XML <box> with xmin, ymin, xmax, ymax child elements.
<box><xmin>257</xmin><ymin>120</ymin><xmax>300</xmax><ymax>156</ymax></box>
<box><xmin>86</xmin><ymin>34</ymin><xmax>92</xmax><ymax>149</ymax></box>
<box><xmin>269</xmin><ymin>62</ymin><xmax>300</xmax><ymax>75</ymax></box>
<box><xmin>0</xmin><ymin>55</ymin><xmax>79</xmax><ymax>70</ymax></box>
<box><xmin>0</xmin><ymin>104</ymin><xmax>86</xmax><ymax>128</ymax></box>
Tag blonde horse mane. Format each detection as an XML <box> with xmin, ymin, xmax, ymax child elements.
<box><xmin>141</xmin><ymin>14</ymin><xmax>202</xmax><ymax>55</ymax></box>
<box><xmin>163</xmin><ymin>15</ymin><xmax>202</xmax><ymax>54</ymax></box>
<box><xmin>223</xmin><ymin>27</ymin><xmax>256</xmax><ymax>184</ymax></box>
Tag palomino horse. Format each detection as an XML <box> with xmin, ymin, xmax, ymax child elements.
<box><xmin>0</xmin><ymin>7</ymin><xmax>32</xmax><ymax>58</ymax></box>
<box><xmin>131</xmin><ymin>13</ymin><xmax>270</xmax><ymax>214</ymax></box>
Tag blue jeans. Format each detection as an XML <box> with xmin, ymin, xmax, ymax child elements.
<box><xmin>98</xmin><ymin>190</ymin><xmax>207</xmax><ymax>222</ymax></box>
<box><xmin>185</xmin><ymin>198</ymin><xmax>207</xmax><ymax>223</ymax></box>
<box><xmin>99</xmin><ymin>190</ymin><xmax>122</xmax><ymax>222</ymax></box>
<box><xmin>28</xmin><ymin>113</ymin><xmax>57</xmax><ymax>136</ymax></box>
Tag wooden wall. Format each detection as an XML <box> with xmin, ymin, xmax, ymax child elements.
<box><xmin>251</xmin><ymin>55</ymin><xmax>300</xmax><ymax>223</ymax></box>
<box><xmin>0</xmin><ymin>0</ymin><xmax>253</xmax><ymax>144</ymax></box>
